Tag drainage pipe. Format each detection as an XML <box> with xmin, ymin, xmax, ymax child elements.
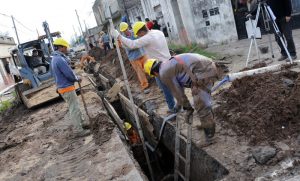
<box><xmin>228</xmin><ymin>60</ymin><xmax>300</xmax><ymax>82</ymax></box>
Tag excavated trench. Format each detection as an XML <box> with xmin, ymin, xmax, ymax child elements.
<box><xmin>89</xmin><ymin>70</ymin><xmax>228</xmax><ymax>181</ymax></box>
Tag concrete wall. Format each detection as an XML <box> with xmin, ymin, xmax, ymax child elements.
<box><xmin>139</xmin><ymin>0</ymin><xmax>238</xmax><ymax>46</ymax></box>
<box><xmin>187</xmin><ymin>0</ymin><xmax>238</xmax><ymax>45</ymax></box>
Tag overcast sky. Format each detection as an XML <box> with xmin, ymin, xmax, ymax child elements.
<box><xmin>0</xmin><ymin>0</ymin><xmax>97</xmax><ymax>44</ymax></box>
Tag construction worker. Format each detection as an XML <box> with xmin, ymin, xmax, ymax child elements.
<box><xmin>51</xmin><ymin>38</ymin><xmax>90</xmax><ymax>137</ymax></box>
<box><xmin>111</xmin><ymin>21</ymin><xmax>176</xmax><ymax>113</ymax></box>
<box><xmin>119</xmin><ymin>22</ymin><xmax>150</xmax><ymax>94</ymax></box>
<box><xmin>79</xmin><ymin>54</ymin><xmax>96</xmax><ymax>73</ymax></box>
<box><xmin>144</xmin><ymin>53</ymin><xmax>219</xmax><ymax>140</ymax></box>
<box><xmin>88</xmin><ymin>43</ymin><xmax>103</xmax><ymax>61</ymax></box>
<box><xmin>124</xmin><ymin>122</ymin><xmax>141</xmax><ymax>145</ymax></box>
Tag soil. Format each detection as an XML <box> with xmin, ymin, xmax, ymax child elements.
<box><xmin>215</xmin><ymin>70</ymin><xmax>300</xmax><ymax>145</ymax></box>
<box><xmin>90</xmin><ymin>112</ymin><xmax>115</xmax><ymax>145</ymax></box>
<box><xmin>0</xmin><ymin>89</ymin><xmax>145</xmax><ymax>180</ymax></box>
<box><xmin>97</xmin><ymin>49</ymin><xmax>139</xmax><ymax>82</ymax></box>
<box><xmin>240</xmin><ymin>62</ymin><xmax>267</xmax><ymax>71</ymax></box>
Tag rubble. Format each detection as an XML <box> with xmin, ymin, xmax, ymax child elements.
<box><xmin>252</xmin><ymin>146</ymin><xmax>277</xmax><ymax>164</ymax></box>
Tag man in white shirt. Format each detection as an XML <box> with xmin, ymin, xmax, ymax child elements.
<box><xmin>112</xmin><ymin>22</ymin><xmax>176</xmax><ymax>113</ymax></box>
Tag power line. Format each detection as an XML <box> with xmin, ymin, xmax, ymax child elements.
<box><xmin>0</xmin><ymin>12</ymin><xmax>10</xmax><ymax>17</ymax></box>
<box><xmin>14</xmin><ymin>18</ymin><xmax>35</xmax><ymax>33</ymax></box>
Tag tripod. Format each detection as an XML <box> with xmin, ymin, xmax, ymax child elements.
<box><xmin>246</xmin><ymin>0</ymin><xmax>293</xmax><ymax>67</ymax></box>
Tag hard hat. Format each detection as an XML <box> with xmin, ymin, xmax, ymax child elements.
<box><xmin>53</xmin><ymin>38</ymin><xmax>70</xmax><ymax>48</ymax></box>
<box><xmin>120</xmin><ymin>22</ymin><xmax>129</xmax><ymax>32</ymax></box>
<box><xmin>144</xmin><ymin>59</ymin><xmax>158</xmax><ymax>77</ymax></box>
<box><xmin>124</xmin><ymin>122</ymin><xmax>132</xmax><ymax>131</ymax></box>
<box><xmin>133</xmin><ymin>21</ymin><xmax>146</xmax><ymax>36</ymax></box>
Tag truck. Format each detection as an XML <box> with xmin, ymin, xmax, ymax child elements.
<box><xmin>9</xmin><ymin>22</ymin><xmax>89</xmax><ymax>108</ymax></box>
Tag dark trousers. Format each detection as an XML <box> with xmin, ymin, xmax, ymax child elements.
<box><xmin>275</xmin><ymin>18</ymin><xmax>296</xmax><ymax>57</ymax></box>
<box><xmin>104</xmin><ymin>42</ymin><xmax>111</xmax><ymax>55</ymax></box>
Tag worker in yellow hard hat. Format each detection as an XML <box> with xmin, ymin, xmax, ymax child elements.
<box><xmin>124</xmin><ymin>122</ymin><xmax>141</xmax><ymax>145</ymax></box>
<box><xmin>144</xmin><ymin>53</ymin><xmax>219</xmax><ymax>142</ymax></box>
<box><xmin>119</xmin><ymin>22</ymin><xmax>150</xmax><ymax>94</ymax></box>
<box><xmin>52</xmin><ymin>38</ymin><xmax>90</xmax><ymax>138</ymax></box>
<box><xmin>111</xmin><ymin>21</ymin><xmax>176</xmax><ymax>113</ymax></box>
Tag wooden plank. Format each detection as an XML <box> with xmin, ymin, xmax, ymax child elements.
<box><xmin>103</xmin><ymin>98</ymin><xmax>128</xmax><ymax>140</ymax></box>
<box><xmin>118</xmin><ymin>93</ymin><xmax>149</xmax><ymax>119</ymax></box>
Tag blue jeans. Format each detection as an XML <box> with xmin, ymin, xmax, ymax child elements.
<box><xmin>155</xmin><ymin>77</ymin><xmax>175</xmax><ymax>110</ymax></box>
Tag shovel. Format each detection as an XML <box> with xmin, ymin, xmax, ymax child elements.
<box><xmin>78</xmin><ymin>81</ymin><xmax>92</xmax><ymax>129</ymax></box>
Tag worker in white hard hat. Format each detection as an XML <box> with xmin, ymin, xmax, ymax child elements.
<box><xmin>119</xmin><ymin>22</ymin><xmax>150</xmax><ymax>94</ymax></box>
<box><xmin>51</xmin><ymin>38</ymin><xmax>90</xmax><ymax>137</ymax></box>
<box><xmin>111</xmin><ymin>21</ymin><xmax>176</xmax><ymax>113</ymax></box>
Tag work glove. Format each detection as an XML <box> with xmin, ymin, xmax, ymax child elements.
<box><xmin>183</xmin><ymin>105</ymin><xmax>194</xmax><ymax>123</ymax></box>
<box><xmin>111</xmin><ymin>29</ymin><xmax>120</xmax><ymax>39</ymax></box>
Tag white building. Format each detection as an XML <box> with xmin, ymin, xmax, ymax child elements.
<box><xmin>0</xmin><ymin>36</ymin><xmax>15</xmax><ymax>86</ymax></box>
<box><xmin>139</xmin><ymin>0</ymin><xmax>238</xmax><ymax>46</ymax></box>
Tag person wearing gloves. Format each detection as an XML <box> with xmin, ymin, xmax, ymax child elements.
<box><xmin>51</xmin><ymin>38</ymin><xmax>90</xmax><ymax>137</ymax></box>
<box><xmin>143</xmin><ymin>53</ymin><xmax>219</xmax><ymax>141</ymax></box>
<box><xmin>111</xmin><ymin>21</ymin><xmax>176</xmax><ymax>113</ymax></box>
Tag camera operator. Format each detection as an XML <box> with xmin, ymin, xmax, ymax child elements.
<box><xmin>240</xmin><ymin>0</ymin><xmax>297</xmax><ymax>61</ymax></box>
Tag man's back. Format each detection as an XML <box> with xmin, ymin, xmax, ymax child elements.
<box><xmin>120</xmin><ymin>29</ymin><xmax>171</xmax><ymax>62</ymax></box>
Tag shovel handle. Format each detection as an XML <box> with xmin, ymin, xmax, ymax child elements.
<box><xmin>78</xmin><ymin>81</ymin><xmax>90</xmax><ymax>119</ymax></box>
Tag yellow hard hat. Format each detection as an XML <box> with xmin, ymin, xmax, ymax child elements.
<box><xmin>144</xmin><ymin>59</ymin><xmax>158</xmax><ymax>77</ymax></box>
<box><xmin>53</xmin><ymin>38</ymin><xmax>70</xmax><ymax>48</ymax></box>
<box><xmin>133</xmin><ymin>21</ymin><xmax>146</xmax><ymax>36</ymax></box>
<box><xmin>124</xmin><ymin>122</ymin><xmax>132</xmax><ymax>131</ymax></box>
<box><xmin>120</xmin><ymin>22</ymin><xmax>129</xmax><ymax>32</ymax></box>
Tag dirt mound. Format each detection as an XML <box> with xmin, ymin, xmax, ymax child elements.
<box><xmin>240</xmin><ymin>62</ymin><xmax>267</xmax><ymax>71</ymax></box>
<box><xmin>98</xmin><ymin>49</ymin><xmax>138</xmax><ymax>82</ymax></box>
<box><xmin>90</xmin><ymin>112</ymin><xmax>115</xmax><ymax>145</ymax></box>
<box><xmin>215</xmin><ymin>71</ymin><xmax>300</xmax><ymax>145</ymax></box>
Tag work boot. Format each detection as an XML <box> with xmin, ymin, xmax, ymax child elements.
<box><xmin>73</xmin><ymin>130</ymin><xmax>91</xmax><ymax>138</ymax></box>
<box><xmin>277</xmin><ymin>55</ymin><xmax>288</xmax><ymax>61</ymax></box>
<box><xmin>196</xmin><ymin>114</ymin><xmax>216</xmax><ymax>139</ymax></box>
<box><xmin>81</xmin><ymin>122</ymin><xmax>90</xmax><ymax>129</ymax></box>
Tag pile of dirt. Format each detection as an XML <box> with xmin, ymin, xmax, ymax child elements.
<box><xmin>90</xmin><ymin>112</ymin><xmax>115</xmax><ymax>145</ymax></box>
<box><xmin>215</xmin><ymin>71</ymin><xmax>300</xmax><ymax>145</ymax></box>
<box><xmin>240</xmin><ymin>62</ymin><xmax>267</xmax><ymax>71</ymax></box>
<box><xmin>97</xmin><ymin>49</ymin><xmax>138</xmax><ymax>82</ymax></box>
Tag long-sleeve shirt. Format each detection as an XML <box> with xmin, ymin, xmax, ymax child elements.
<box><xmin>267</xmin><ymin>0</ymin><xmax>292</xmax><ymax>18</ymax></box>
<box><xmin>119</xmin><ymin>30</ymin><xmax>171</xmax><ymax>62</ymax></box>
<box><xmin>159</xmin><ymin>53</ymin><xmax>215</xmax><ymax>108</ymax></box>
<box><xmin>121</xmin><ymin>30</ymin><xmax>145</xmax><ymax>61</ymax></box>
<box><xmin>51</xmin><ymin>51</ymin><xmax>78</xmax><ymax>89</ymax></box>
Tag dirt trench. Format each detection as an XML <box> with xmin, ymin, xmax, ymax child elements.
<box><xmin>0</xmin><ymin>89</ymin><xmax>145</xmax><ymax>181</ymax></box>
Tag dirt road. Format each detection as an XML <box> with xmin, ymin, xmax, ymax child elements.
<box><xmin>0</xmin><ymin>89</ymin><xmax>146</xmax><ymax>180</ymax></box>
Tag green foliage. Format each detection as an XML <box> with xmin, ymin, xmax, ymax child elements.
<box><xmin>0</xmin><ymin>100</ymin><xmax>12</xmax><ymax>113</ymax></box>
<box><xmin>169</xmin><ymin>43</ymin><xmax>218</xmax><ymax>59</ymax></box>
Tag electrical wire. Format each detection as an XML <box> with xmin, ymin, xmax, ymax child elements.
<box><xmin>14</xmin><ymin>18</ymin><xmax>35</xmax><ymax>33</ymax></box>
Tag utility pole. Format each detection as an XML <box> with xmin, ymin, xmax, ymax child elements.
<box><xmin>75</xmin><ymin>9</ymin><xmax>88</xmax><ymax>50</ymax></box>
<box><xmin>36</xmin><ymin>28</ymin><xmax>40</xmax><ymax>37</ymax></box>
<box><xmin>75</xmin><ymin>9</ymin><xmax>84</xmax><ymax>36</ymax></box>
<box><xmin>11</xmin><ymin>16</ymin><xmax>20</xmax><ymax>45</ymax></box>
